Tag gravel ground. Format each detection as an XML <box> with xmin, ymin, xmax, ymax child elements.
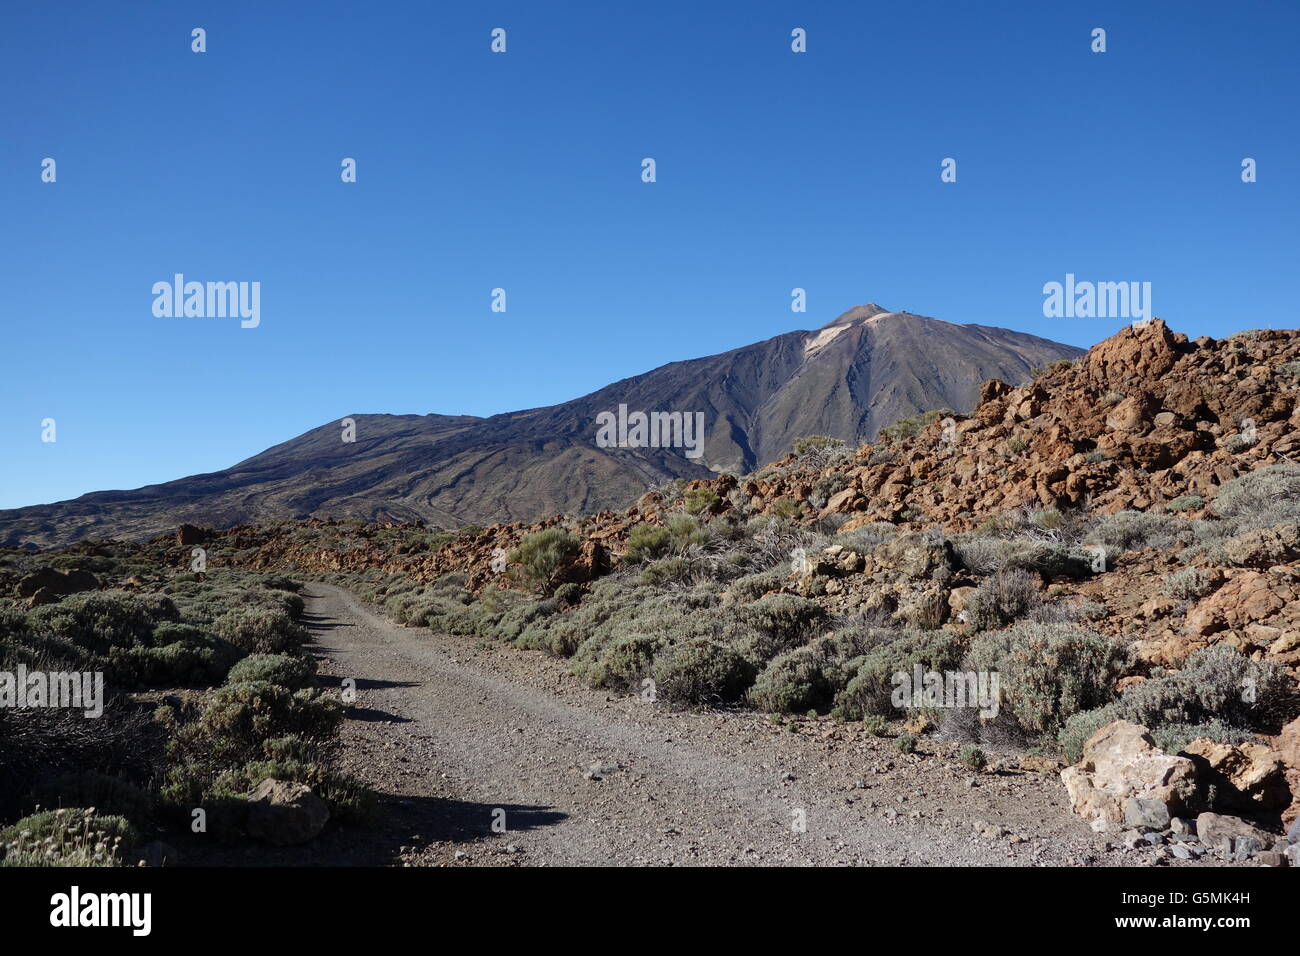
<box><xmin>196</xmin><ymin>584</ymin><xmax>1230</xmax><ymax>867</ymax></box>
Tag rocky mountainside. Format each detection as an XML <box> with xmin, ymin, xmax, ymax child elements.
<box><xmin>205</xmin><ymin>318</ymin><xmax>1300</xmax><ymax>847</ymax></box>
<box><xmin>233</xmin><ymin>320</ymin><xmax>1299</xmax><ymax>589</ymax></box>
<box><xmin>0</xmin><ymin>305</ymin><xmax>1079</xmax><ymax>549</ymax></box>
<box><xmin>12</xmin><ymin>318</ymin><xmax>1300</xmax><ymax>863</ymax></box>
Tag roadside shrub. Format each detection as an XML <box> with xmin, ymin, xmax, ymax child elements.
<box><xmin>959</xmin><ymin>744</ymin><xmax>987</xmax><ymax>770</ymax></box>
<box><xmin>835</xmin><ymin>629</ymin><xmax>967</xmax><ymax>720</ymax></box>
<box><xmin>510</xmin><ymin>528</ymin><xmax>580</xmax><ymax>591</ymax></box>
<box><xmin>1057</xmin><ymin>705</ymin><xmax>1120</xmax><ymax>763</ymax></box>
<box><xmin>895</xmin><ymin>732</ymin><xmax>918</xmax><ymax>754</ymax></box>
<box><xmin>259</xmin><ymin>574</ymin><xmax>302</xmax><ymax>593</ymax></box>
<box><xmin>737</xmin><ymin>594</ymin><xmax>828</xmax><ymax>662</ymax></box>
<box><xmin>862</xmin><ymin>715</ymin><xmax>889</xmax><ymax>736</ymax></box>
<box><xmin>970</xmin><ymin>622</ymin><xmax>1129</xmax><ymax>738</ymax></box>
<box><xmin>570</xmin><ymin>633</ymin><xmax>663</xmax><ymax>691</ymax></box>
<box><xmin>27</xmin><ymin>771</ymin><xmax>152</xmax><ymax>824</ymax></box>
<box><xmin>176</xmin><ymin>682</ymin><xmax>342</xmax><ymax>763</ymax></box>
<box><xmin>0</xmin><ymin>809</ymin><xmax>139</xmax><ymax>866</ymax></box>
<box><xmin>651</xmin><ymin>638</ymin><xmax>756</xmax><ymax>706</ymax></box>
<box><xmin>226</xmin><ymin>652</ymin><xmax>317</xmax><ymax>690</ymax></box>
<box><xmin>214</xmin><ymin>607</ymin><xmax>306</xmax><ymax>654</ymax></box>
<box><xmin>27</xmin><ymin>592</ymin><xmax>176</xmax><ymax>653</ymax></box>
<box><xmin>748</xmin><ymin>634</ymin><xmax>863</xmax><ymax>714</ymax></box>
<box><xmin>106</xmin><ymin>632</ymin><xmax>240</xmax><ymax>687</ymax></box>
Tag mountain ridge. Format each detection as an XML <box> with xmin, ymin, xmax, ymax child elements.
<box><xmin>0</xmin><ymin>307</ymin><xmax>1083</xmax><ymax>548</ymax></box>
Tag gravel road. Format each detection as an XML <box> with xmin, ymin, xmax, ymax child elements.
<box><xmin>243</xmin><ymin>582</ymin><xmax>1174</xmax><ymax>868</ymax></box>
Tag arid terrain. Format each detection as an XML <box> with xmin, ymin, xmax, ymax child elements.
<box><xmin>3</xmin><ymin>319</ymin><xmax>1299</xmax><ymax>869</ymax></box>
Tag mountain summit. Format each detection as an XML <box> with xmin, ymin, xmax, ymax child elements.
<box><xmin>0</xmin><ymin>307</ymin><xmax>1083</xmax><ymax>547</ymax></box>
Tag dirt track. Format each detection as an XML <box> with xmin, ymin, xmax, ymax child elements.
<box><xmin>201</xmin><ymin>582</ymin><xmax>1187</xmax><ymax>868</ymax></box>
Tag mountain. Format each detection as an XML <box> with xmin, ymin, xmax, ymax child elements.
<box><xmin>0</xmin><ymin>305</ymin><xmax>1083</xmax><ymax>548</ymax></box>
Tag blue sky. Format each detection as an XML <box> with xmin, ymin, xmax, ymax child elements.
<box><xmin>2</xmin><ymin>0</ymin><xmax>1297</xmax><ymax>510</ymax></box>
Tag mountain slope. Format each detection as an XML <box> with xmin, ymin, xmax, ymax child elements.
<box><xmin>0</xmin><ymin>305</ymin><xmax>1082</xmax><ymax>548</ymax></box>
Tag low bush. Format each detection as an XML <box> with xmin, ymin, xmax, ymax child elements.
<box><xmin>214</xmin><ymin>607</ymin><xmax>307</xmax><ymax>655</ymax></box>
<box><xmin>651</xmin><ymin>638</ymin><xmax>756</xmax><ymax>706</ymax></box>
<box><xmin>510</xmin><ymin>528</ymin><xmax>580</xmax><ymax>591</ymax></box>
<box><xmin>0</xmin><ymin>809</ymin><xmax>139</xmax><ymax>867</ymax></box>
<box><xmin>1085</xmin><ymin>510</ymin><xmax>1186</xmax><ymax>552</ymax></box>
<box><xmin>969</xmin><ymin>622</ymin><xmax>1129</xmax><ymax>739</ymax></box>
<box><xmin>964</xmin><ymin>568</ymin><xmax>1040</xmax><ymax>631</ymax></box>
<box><xmin>226</xmin><ymin>652</ymin><xmax>317</xmax><ymax>690</ymax></box>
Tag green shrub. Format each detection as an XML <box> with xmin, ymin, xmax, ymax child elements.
<box><xmin>0</xmin><ymin>808</ymin><xmax>139</xmax><ymax>866</ymax></box>
<box><xmin>624</xmin><ymin>524</ymin><xmax>673</xmax><ymax>564</ymax></box>
<box><xmin>176</xmin><ymin>682</ymin><xmax>342</xmax><ymax>763</ymax></box>
<box><xmin>1165</xmin><ymin>495</ymin><xmax>1204</xmax><ymax>513</ymax></box>
<box><xmin>862</xmin><ymin>714</ymin><xmax>889</xmax><ymax>736</ymax></box>
<box><xmin>226</xmin><ymin>653</ymin><xmax>317</xmax><ymax>690</ymax></box>
<box><xmin>970</xmin><ymin>622</ymin><xmax>1129</xmax><ymax>738</ymax></box>
<box><xmin>27</xmin><ymin>592</ymin><xmax>176</xmax><ymax>653</ymax></box>
<box><xmin>895</xmin><ymin>732</ymin><xmax>918</xmax><ymax>754</ymax></box>
<box><xmin>651</xmin><ymin>638</ymin><xmax>756</xmax><ymax>706</ymax></box>
<box><xmin>878</xmin><ymin>410</ymin><xmax>944</xmax><ymax>443</ymax></box>
<box><xmin>570</xmin><ymin>633</ymin><xmax>663</xmax><ymax>691</ymax></box>
<box><xmin>683</xmin><ymin>488</ymin><xmax>721</xmax><ymax>516</ymax></box>
<box><xmin>770</xmin><ymin>498</ymin><xmax>801</xmax><ymax>519</ymax></box>
<box><xmin>835</xmin><ymin>630</ymin><xmax>967</xmax><ymax>720</ymax></box>
<box><xmin>959</xmin><ymin>744</ymin><xmax>986</xmax><ymax>770</ymax></box>
<box><xmin>1058</xmin><ymin>705</ymin><xmax>1120</xmax><ymax>763</ymax></box>
<box><xmin>793</xmin><ymin>435</ymin><xmax>845</xmax><ymax>457</ymax></box>
<box><xmin>738</xmin><ymin>594</ymin><xmax>828</xmax><ymax>662</ymax></box>
<box><xmin>510</xmin><ymin>528</ymin><xmax>580</xmax><ymax>591</ymax></box>
<box><xmin>106</xmin><ymin>633</ymin><xmax>239</xmax><ymax>687</ymax></box>
<box><xmin>214</xmin><ymin>607</ymin><xmax>306</xmax><ymax>654</ymax></box>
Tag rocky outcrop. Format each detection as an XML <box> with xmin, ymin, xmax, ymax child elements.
<box><xmin>1181</xmin><ymin>738</ymin><xmax>1290</xmax><ymax>812</ymax></box>
<box><xmin>245</xmin><ymin>779</ymin><xmax>329</xmax><ymax>846</ymax></box>
<box><xmin>15</xmin><ymin>567</ymin><xmax>99</xmax><ymax>606</ymax></box>
<box><xmin>1061</xmin><ymin>720</ymin><xmax>1200</xmax><ymax>825</ymax></box>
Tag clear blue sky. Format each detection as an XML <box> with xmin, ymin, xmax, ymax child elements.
<box><xmin>2</xmin><ymin>0</ymin><xmax>1297</xmax><ymax>510</ymax></box>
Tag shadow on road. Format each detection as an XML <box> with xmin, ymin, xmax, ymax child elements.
<box><xmin>179</xmin><ymin>793</ymin><xmax>568</xmax><ymax>867</ymax></box>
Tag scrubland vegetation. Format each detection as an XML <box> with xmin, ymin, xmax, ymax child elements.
<box><xmin>0</xmin><ymin>552</ymin><xmax>369</xmax><ymax>866</ymax></box>
<box><xmin>320</xmin><ymin>462</ymin><xmax>1300</xmax><ymax>775</ymax></box>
